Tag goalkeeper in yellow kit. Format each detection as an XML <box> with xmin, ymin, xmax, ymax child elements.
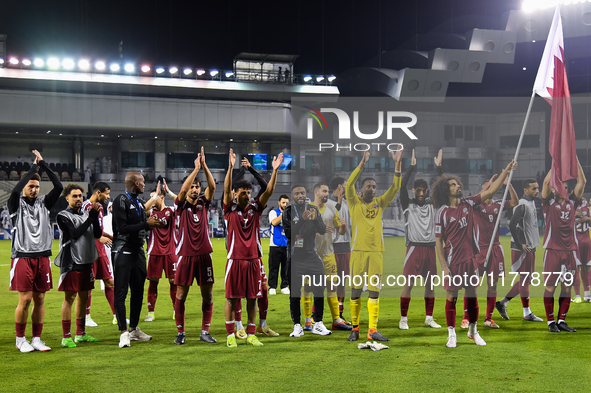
<box><xmin>346</xmin><ymin>148</ymin><xmax>402</xmax><ymax>342</ymax></box>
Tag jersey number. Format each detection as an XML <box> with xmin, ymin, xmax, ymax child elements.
<box><xmin>459</xmin><ymin>217</ymin><xmax>468</xmax><ymax>228</ymax></box>
<box><xmin>488</xmin><ymin>214</ymin><xmax>494</xmax><ymax>223</ymax></box>
<box><xmin>560</xmin><ymin>211</ymin><xmax>570</xmax><ymax>220</ymax></box>
<box><xmin>365</xmin><ymin>210</ymin><xmax>377</xmax><ymax>219</ymax></box>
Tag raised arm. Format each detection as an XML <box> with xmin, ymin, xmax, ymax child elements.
<box><xmin>480</xmin><ymin>160</ymin><xmax>516</xmax><ymax>202</ymax></box>
<box><xmin>57</xmin><ymin>206</ymin><xmax>100</xmax><ymax>240</ymax></box>
<box><xmin>345</xmin><ymin>151</ymin><xmax>368</xmax><ymax>202</ymax></box>
<box><xmin>434</xmin><ymin>149</ymin><xmax>444</xmax><ymax>177</ymax></box>
<box><xmin>200</xmin><ymin>147</ymin><xmax>216</xmax><ymax>201</ymax></box>
<box><xmin>541</xmin><ymin>169</ymin><xmax>552</xmax><ymax>200</ymax></box>
<box><xmin>400</xmin><ymin>149</ymin><xmax>416</xmax><ymax>210</ymax></box>
<box><xmin>507</xmin><ymin>182</ymin><xmax>519</xmax><ymax>209</ymax></box>
<box><xmin>223</xmin><ymin>149</ymin><xmax>236</xmax><ymax>206</ymax></box>
<box><xmin>574</xmin><ymin>158</ymin><xmax>586</xmax><ymax>200</ymax></box>
<box><xmin>144</xmin><ymin>181</ymin><xmax>161</xmax><ymax>211</ymax></box>
<box><xmin>178</xmin><ymin>154</ymin><xmax>201</xmax><ymax>203</ymax></box>
<box><xmin>379</xmin><ymin>147</ymin><xmax>404</xmax><ymax>207</ymax></box>
<box><xmin>260</xmin><ymin>153</ymin><xmax>284</xmax><ymax>207</ymax></box>
<box><xmin>33</xmin><ymin>150</ymin><xmax>63</xmax><ymax>210</ymax></box>
<box><xmin>162</xmin><ymin>179</ymin><xmax>177</xmax><ymax>201</ymax></box>
<box><xmin>8</xmin><ymin>164</ymin><xmax>38</xmax><ymax>214</ymax></box>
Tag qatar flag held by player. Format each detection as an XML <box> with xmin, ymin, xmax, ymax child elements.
<box><xmin>533</xmin><ymin>4</ymin><xmax>577</xmax><ymax>201</ymax></box>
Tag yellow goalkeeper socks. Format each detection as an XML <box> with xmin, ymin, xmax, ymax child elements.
<box><xmin>303</xmin><ymin>292</ymin><xmax>312</xmax><ymax>320</ymax></box>
<box><xmin>350</xmin><ymin>298</ymin><xmax>361</xmax><ymax>327</ymax></box>
<box><xmin>327</xmin><ymin>295</ymin><xmax>340</xmax><ymax>321</ymax></box>
<box><xmin>368</xmin><ymin>298</ymin><xmax>380</xmax><ymax>330</ymax></box>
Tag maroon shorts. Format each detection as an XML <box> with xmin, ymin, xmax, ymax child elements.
<box><xmin>58</xmin><ymin>269</ymin><xmax>95</xmax><ymax>292</ymax></box>
<box><xmin>225</xmin><ymin>258</ymin><xmax>262</xmax><ymax>300</ymax></box>
<box><xmin>9</xmin><ymin>257</ymin><xmax>53</xmax><ymax>292</ymax></box>
<box><xmin>443</xmin><ymin>257</ymin><xmax>480</xmax><ymax>291</ymax></box>
<box><xmin>335</xmin><ymin>252</ymin><xmax>351</xmax><ymax>276</ymax></box>
<box><xmin>174</xmin><ymin>254</ymin><xmax>214</xmax><ymax>287</ymax></box>
<box><xmin>475</xmin><ymin>245</ymin><xmax>505</xmax><ymax>279</ymax></box>
<box><xmin>543</xmin><ymin>249</ymin><xmax>578</xmax><ymax>286</ymax></box>
<box><xmin>92</xmin><ymin>254</ymin><xmax>113</xmax><ymax>280</ymax></box>
<box><xmin>258</xmin><ymin>258</ymin><xmax>268</xmax><ymax>291</ymax></box>
<box><xmin>577</xmin><ymin>241</ymin><xmax>591</xmax><ymax>267</ymax></box>
<box><xmin>403</xmin><ymin>246</ymin><xmax>437</xmax><ymax>279</ymax></box>
<box><xmin>147</xmin><ymin>254</ymin><xmax>178</xmax><ymax>279</ymax></box>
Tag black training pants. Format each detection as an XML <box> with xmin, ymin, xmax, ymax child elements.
<box><xmin>268</xmin><ymin>246</ymin><xmax>288</xmax><ymax>289</ymax></box>
<box><xmin>289</xmin><ymin>251</ymin><xmax>325</xmax><ymax>325</ymax></box>
<box><xmin>112</xmin><ymin>247</ymin><xmax>147</xmax><ymax>331</ymax></box>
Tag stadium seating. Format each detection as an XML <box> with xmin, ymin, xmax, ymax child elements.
<box><xmin>41</xmin><ymin>172</ymin><xmax>49</xmax><ymax>181</ymax></box>
<box><xmin>9</xmin><ymin>170</ymin><xmax>19</xmax><ymax>180</ymax></box>
<box><xmin>61</xmin><ymin>171</ymin><xmax>71</xmax><ymax>181</ymax></box>
<box><xmin>0</xmin><ymin>170</ymin><xmax>6</xmax><ymax>180</ymax></box>
<box><xmin>72</xmin><ymin>171</ymin><xmax>82</xmax><ymax>181</ymax></box>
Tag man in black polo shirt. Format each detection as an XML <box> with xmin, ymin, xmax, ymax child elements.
<box><xmin>112</xmin><ymin>172</ymin><xmax>164</xmax><ymax>348</ymax></box>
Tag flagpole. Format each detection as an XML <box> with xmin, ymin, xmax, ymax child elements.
<box><xmin>483</xmin><ymin>90</ymin><xmax>536</xmax><ymax>268</ymax></box>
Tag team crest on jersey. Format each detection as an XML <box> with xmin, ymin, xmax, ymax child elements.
<box><xmin>463</xmin><ymin>208</ymin><xmax>468</xmax><ymax>214</ymax></box>
<box><xmin>248</xmin><ymin>210</ymin><xmax>254</xmax><ymax>216</ymax></box>
<box><xmin>566</xmin><ymin>204</ymin><xmax>571</xmax><ymax>211</ymax></box>
<box><xmin>373</xmin><ymin>203</ymin><xmax>379</xmax><ymax>209</ymax></box>
<box><xmin>196</xmin><ymin>205</ymin><xmax>203</xmax><ymax>211</ymax></box>
<box><xmin>165</xmin><ymin>211</ymin><xmax>171</xmax><ymax>217</ymax></box>
<box><xmin>494</xmin><ymin>208</ymin><xmax>498</xmax><ymax>214</ymax></box>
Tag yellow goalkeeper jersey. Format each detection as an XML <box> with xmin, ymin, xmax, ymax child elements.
<box><xmin>346</xmin><ymin>165</ymin><xmax>401</xmax><ymax>252</ymax></box>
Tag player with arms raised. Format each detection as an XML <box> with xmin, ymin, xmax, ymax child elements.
<box><xmin>573</xmin><ymin>197</ymin><xmax>591</xmax><ymax>302</ymax></box>
<box><xmin>223</xmin><ymin>149</ymin><xmax>283</xmax><ymax>348</ymax></box>
<box><xmin>433</xmin><ymin>160</ymin><xmax>516</xmax><ymax>347</ymax></box>
<box><xmin>346</xmin><ymin>148</ymin><xmax>403</xmax><ymax>342</ymax></box>
<box><xmin>540</xmin><ymin>161</ymin><xmax>586</xmax><ymax>333</ymax></box>
<box><xmin>173</xmin><ymin>147</ymin><xmax>217</xmax><ymax>345</ymax></box>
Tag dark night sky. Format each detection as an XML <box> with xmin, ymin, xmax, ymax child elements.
<box><xmin>1</xmin><ymin>0</ymin><xmax>521</xmax><ymax>76</ymax></box>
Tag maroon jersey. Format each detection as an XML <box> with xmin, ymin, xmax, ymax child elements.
<box><xmin>574</xmin><ymin>197</ymin><xmax>591</xmax><ymax>245</ymax></box>
<box><xmin>435</xmin><ymin>194</ymin><xmax>481</xmax><ymax>266</ymax></box>
<box><xmin>147</xmin><ymin>206</ymin><xmax>176</xmax><ymax>255</ymax></box>
<box><xmin>474</xmin><ymin>199</ymin><xmax>511</xmax><ymax>248</ymax></box>
<box><xmin>81</xmin><ymin>200</ymin><xmax>107</xmax><ymax>257</ymax></box>
<box><xmin>175</xmin><ymin>195</ymin><xmax>213</xmax><ymax>256</ymax></box>
<box><xmin>542</xmin><ymin>196</ymin><xmax>580</xmax><ymax>251</ymax></box>
<box><xmin>224</xmin><ymin>199</ymin><xmax>266</xmax><ymax>260</ymax></box>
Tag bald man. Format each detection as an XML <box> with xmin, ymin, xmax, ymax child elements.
<box><xmin>112</xmin><ymin>172</ymin><xmax>164</xmax><ymax>348</ymax></box>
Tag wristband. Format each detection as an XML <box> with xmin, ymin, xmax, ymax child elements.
<box><xmin>151</xmin><ymin>194</ymin><xmax>158</xmax><ymax>200</ymax></box>
<box><xmin>167</xmin><ymin>191</ymin><xmax>175</xmax><ymax>199</ymax></box>
<box><xmin>395</xmin><ymin>170</ymin><xmax>401</xmax><ymax>174</ymax></box>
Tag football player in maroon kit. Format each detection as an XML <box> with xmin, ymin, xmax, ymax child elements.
<box><xmin>223</xmin><ymin>149</ymin><xmax>283</xmax><ymax>348</ymax></box>
<box><xmin>461</xmin><ymin>174</ymin><xmax>518</xmax><ymax>329</ymax></box>
<box><xmin>572</xmin><ymin>197</ymin><xmax>591</xmax><ymax>302</ymax></box>
<box><xmin>143</xmin><ymin>180</ymin><xmax>178</xmax><ymax>322</ymax></box>
<box><xmin>433</xmin><ymin>160</ymin><xmax>516</xmax><ymax>348</ymax></box>
<box><xmin>81</xmin><ymin>182</ymin><xmax>116</xmax><ymax>327</ymax></box>
<box><xmin>173</xmin><ymin>147</ymin><xmax>217</xmax><ymax>345</ymax></box>
<box><xmin>540</xmin><ymin>161</ymin><xmax>586</xmax><ymax>333</ymax></box>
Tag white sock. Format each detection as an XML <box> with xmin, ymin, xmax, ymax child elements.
<box><xmin>547</xmin><ymin>321</ymin><xmax>554</xmax><ymax>326</ymax></box>
<box><xmin>259</xmin><ymin>319</ymin><xmax>267</xmax><ymax>328</ymax></box>
<box><xmin>400</xmin><ymin>316</ymin><xmax>408</xmax><ymax>322</ymax></box>
<box><xmin>236</xmin><ymin>321</ymin><xmax>244</xmax><ymax>330</ymax></box>
<box><xmin>201</xmin><ymin>330</ymin><xmax>208</xmax><ymax>335</ymax></box>
<box><xmin>227</xmin><ymin>334</ymin><xmax>234</xmax><ymax>338</ymax></box>
<box><xmin>573</xmin><ymin>295</ymin><xmax>581</xmax><ymax>299</ymax></box>
<box><xmin>523</xmin><ymin>307</ymin><xmax>531</xmax><ymax>317</ymax></box>
<box><xmin>500</xmin><ymin>298</ymin><xmax>510</xmax><ymax>306</ymax></box>
<box><xmin>468</xmin><ymin>322</ymin><xmax>477</xmax><ymax>336</ymax></box>
<box><xmin>558</xmin><ymin>319</ymin><xmax>565</xmax><ymax>325</ymax></box>
<box><xmin>584</xmin><ymin>290</ymin><xmax>591</xmax><ymax>297</ymax></box>
<box><xmin>448</xmin><ymin>326</ymin><xmax>456</xmax><ymax>337</ymax></box>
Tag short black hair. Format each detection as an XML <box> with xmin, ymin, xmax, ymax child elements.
<box><xmin>523</xmin><ymin>178</ymin><xmax>537</xmax><ymax>189</ymax></box>
<box><xmin>279</xmin><ymin>194</ymin><xmax>289</xmax><ymax>201</ymax></box>
<box><xmin>329</xmin><ymin>176</ymin><xmax>346</xmax><ymax>191</ymax></box>
<box><xmin>413</xmin><ymin>178</ymin><xmax>428</xmax><ymax>190</ymax></box>
<box><xmin>361</xmin><ymin>177</ymin><xmax>376</xmax><ymax>188</ymax></box>
<box><xmin>291</xmin><ymin>184</ymin><xmax>305</xmax><ymax>191</ymax></box>
<box><xmin>314</xmin><ymin>182</ymin><xmax>329</xmax><ymax>193</ymax></box>
<box><xmin>92</xmin><ymin>182</ymin><xmax>110</xmax><ymax>193</ymax></box>
<box><xmin>62</xmin><ymin>183</ymin><xmax>85</xmax><ymax>197</ymax></box>
<box><xmin>192</xmin><ymin>177</ymin><xmax>201</xmax><ymax>186</ymax></box>
<box><xmin>30</xmin><ymin>173</ymin><xmax>41</xmax><ymax>182</ymax></box>
<box><xmin>233</xmin><ymin>179</ymin><xmax>252</xmax><ymax>192</ymax></box>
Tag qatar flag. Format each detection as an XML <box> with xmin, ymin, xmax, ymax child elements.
<box><xmin>533</xmin><ymin>4</ymin><xmax>577</xmax><ymax>200</ymax></box>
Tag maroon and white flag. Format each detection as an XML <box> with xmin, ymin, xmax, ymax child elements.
<box><xmin>533</xmin><ymin>4</ymin><xmax>577</xmax><ymax>200</ymax></box>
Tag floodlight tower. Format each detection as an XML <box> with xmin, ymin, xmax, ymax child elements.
<box><xmin>0</xmin><ymin>34</ymin><xmax>7</xmax><ymax>68</ymax></box>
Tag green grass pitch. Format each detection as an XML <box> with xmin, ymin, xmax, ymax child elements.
<box><xmin>0</xmin><ymin>236</ymin><xmax>590</xmax><ymax>392</ymax></box>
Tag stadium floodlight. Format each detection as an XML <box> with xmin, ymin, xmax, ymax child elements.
<box><xmin>9</xmin><ymin>57</ymin><xmax>19</xmax><ymax>65</ymax></box>
<box><xmin>124</xmin><ymin>63</ymin><xmax>135</xmax><ymax>72</ymax></box>
<box><xmin>210</xmin><ymin>69</ymin><xmax>219</xmax><ymax>77</ymax></box>
<box><xmin>22</xmin><ymin>59</ymin><xmax>31</xmax><ymax>66</ymax></box>
<box><xmin>196</xmin><ymin>69</ymin><xmax>206</xmax><ymax>76</ymax></box>
<box><xmin>155</xmin><ymin>67</ymin><xmax>165</xmax><ymax>74</ymax></box>
<box><xmin>183</xmin><ymin>68</ymin><xmax>192</xmax><ymax>75</ymax></box>
<box><xmin>303</xmin><ymin>75</ymin><xmax>312</xmax><ymax>82</ymax></box>
<box><xmin>95</xmin><ymin>61</ymin><xmax>106</xmax><ymax>70</ymax></box>
<box><xmin>328</xmin><ymin>75</ymin><xmax>336</xmax><ymax>82</ymax></box>
<box><xmin>141</xmin><ymin>65</ymin><xmax>151</xmax><ymax>73</ymax></box>
<box><xmin>522</xmin><ymin>0</ymin><xmax>587</xmax><ymax>12</ymax></box>
<box><xmin>169</xmin><ymin>66</ymin><xmax>178</xmax><ymax>74</ymax></box>
<box><xmin>62</xmin><ymin>58</ymin><xmax>75</xmax><ymax>70</ymax></box>
<box><xmin>47</xmin><ymin>57</ymin><xmax>60</xmax><ymax>69</ymax></box>
<box><xmin>78</xmin><ymin>59</ymin><xmax>90</xmax><ymax>70</ymax></box>
<box><xmin>316</xmin><ymin>76</ymin><xmax>325</xmax><ymax>82</ymax></box>
<box><xmin>33</xmin><ymin>58</ymin><xmax>44</xmax><ymax>67</ymax></box>
<box><xmin>110</xmin><ymin>63</ymin><xmax>120</xmax><ymax>72</ymax></box>
<box><xmin>225</xmin><ymin>71</ymin><xmax>234</xmax><ymax>78</ymax></box>
<box><xmin>0</xmin><ymin>58</ymin><xmax>4</xmax><ymax>65</ymax></box>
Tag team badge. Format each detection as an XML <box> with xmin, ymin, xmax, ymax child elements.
<box><xmin>196</xmin><ymin>205</ymin><xmax>203</xmax><ymax>211</ymax></box>
<box><xmin>566</xmin><ymin>204</ymin><xmax>571</xmax><ymax>211</ymax></box>
<box><xmin>463</xmin><ymin>208</ymin><xmax>468</xmax><ymax>214</ymax></box>
<box><xmin>165</xmin><ymin>211</ymin><xmax>170</xmax><ymax>217</ymax></box>
<box><xmin>373</xmin><ymin>203</ymin><xmax>379</xmax><ymax>209</ymax></box>
<box><xmin>248</xmin><ymin>210</ymin><xmax>254</xmax><ymax>216</ymax></box>
<box><xmin>494</xmin><ymin>208</ymin><xmax>498</xmax><ymax>214</ymax></box>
